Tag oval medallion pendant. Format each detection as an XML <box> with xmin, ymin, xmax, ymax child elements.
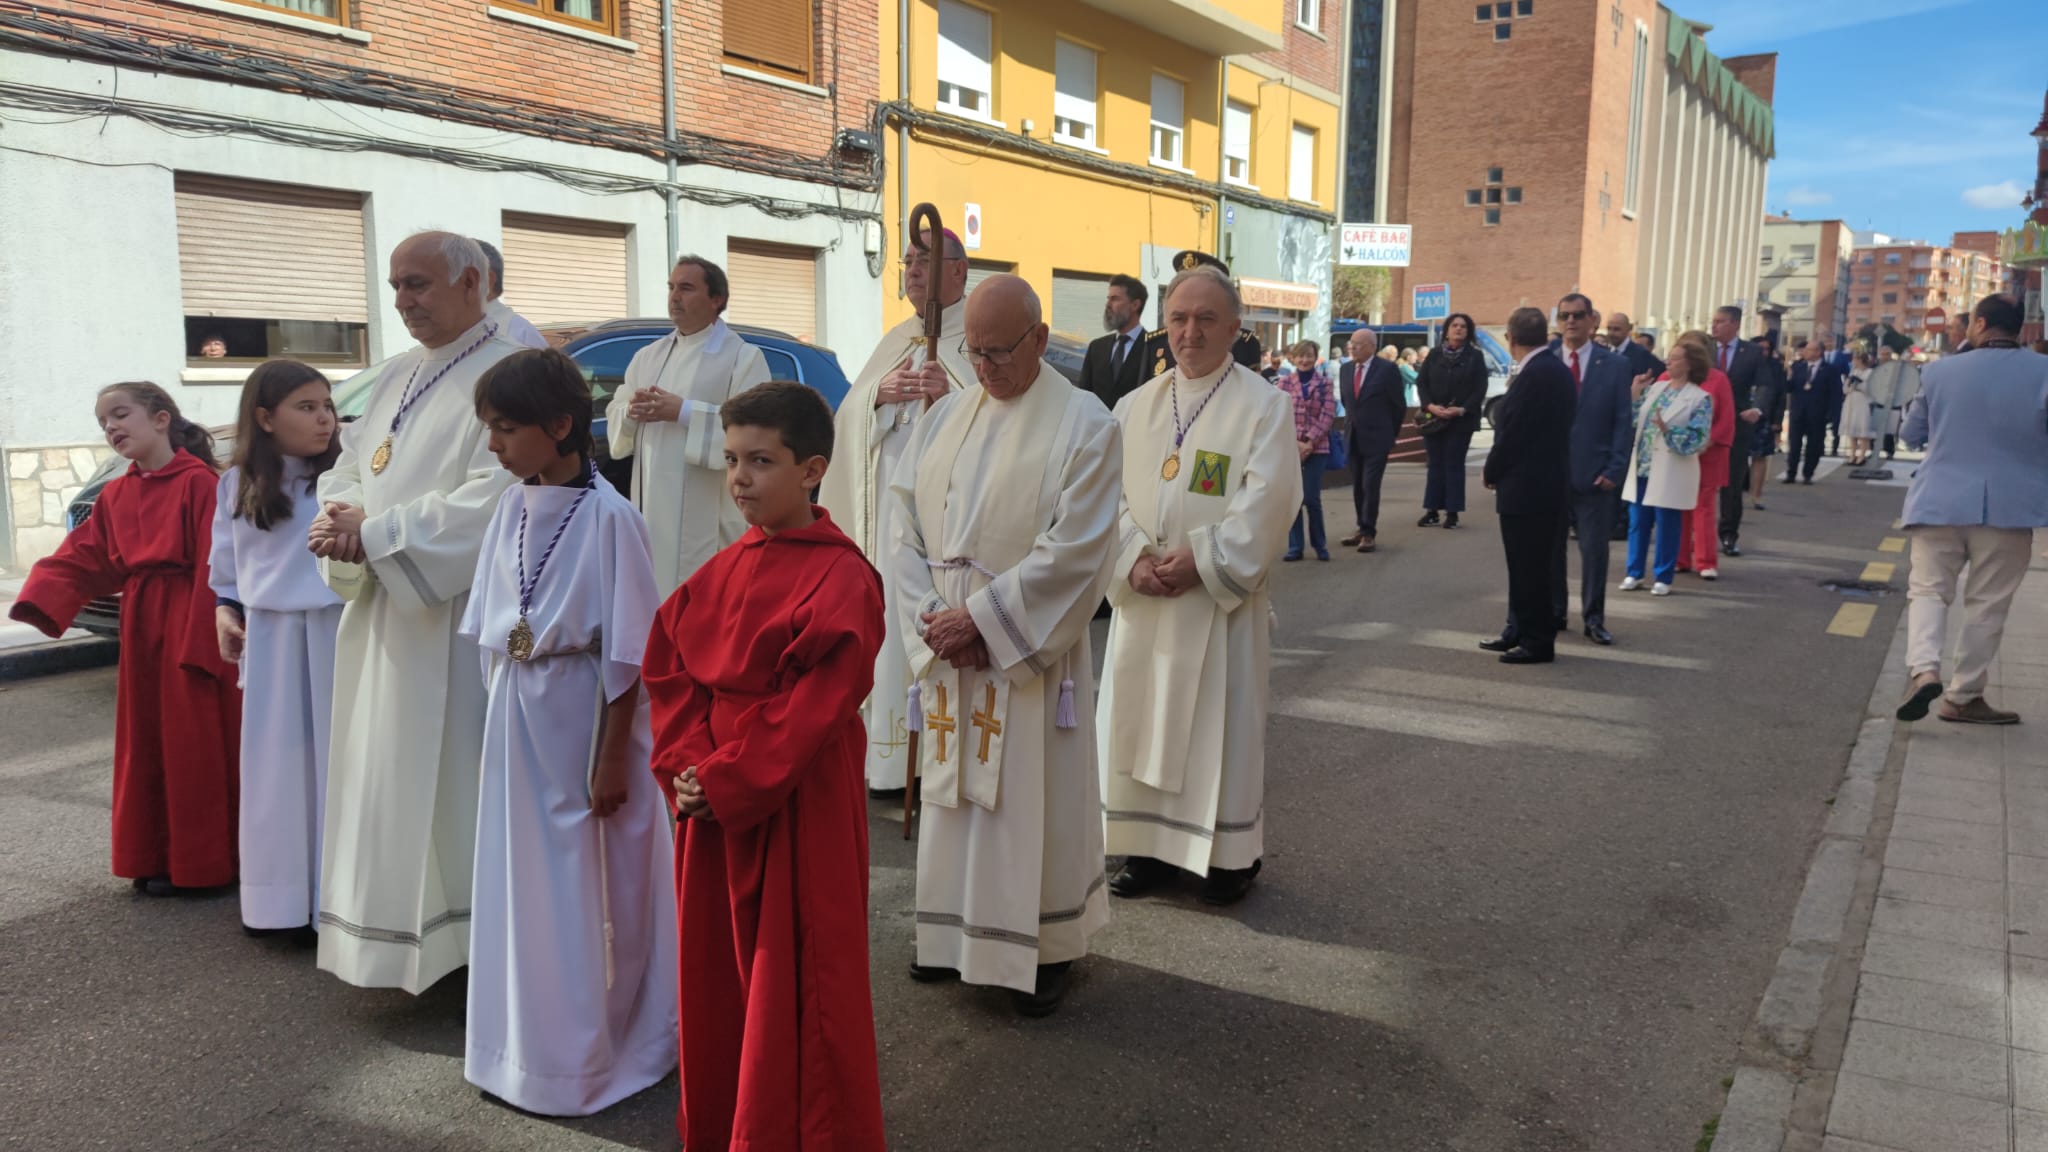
<box><xmin>1161</xmin><ymin>453</ymin><xmax>1181</xmax><ymax>481</ymax></box>
<box><xmin>507</xmin><ymin>615</ymin><xmax>535</xmax><ymax>662</ymax></box>
<box><xmin>370</xmin><ymin>437</ymin><xmax>393</xmax><ymax>476</ymax></box>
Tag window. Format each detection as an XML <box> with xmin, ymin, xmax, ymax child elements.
<box><xmin>1789</xmin><ymin>243</ymin><xmax>1815</xmax><ymax>265</ymax></box>
<box><xmin>1759</xmin><ymin>245</ymin><xmax>1775</xmax><ymax>264</ymax></box>
<box><xmin>1505</xmin><ymin>186</ymin><xmax>1522</xmax><ymax>204</ymax></box>
<box><xmin>1295</xmin><ymin>0</ymin><xmax>1319</xmax><ymax>32</ymax></box>
<box><xmin>1288</xmin><ymin>124</ymin><xmax>1316</xmax><ymax>202</ymax></box>
<box><xmin>1910</xmin><ymin>273</ymin><xmax>1928</xmax><ymax>287</ymax></box>
<box><xmin>1494</xmin><ymin>21</ymin><xmax>1511</xmax><ymax>39</ymax></box>
<box><xmin>1495</xmin><ymin>1</ymin><xmax>1512</xmax><ymax>15</ymax></box>
<box><xmin>1149</xmin><ymin>74</ymin><xmax>1184</xmax><ymax>167</ymax></box>
<box><xmin>1053</xmin><ymin>39</ymin><xmax>1097</xmax><ymax>147</ymax></box>
<box><xmin>1623</xmin><ymin>20</ymin><xmax>1646</xmax><ymax>214</ymax></box>
<box><xmin>1885</xmin><ymin>253</ymin><xmax>1901</xmax><ymax>264</ymax></box>
<box><xmin>1484</xmin><ymin>208</ymin><xmax>1501</xmax><ymax>226</ymax></box>
<box><xmin>936</xmin><ymin>0</ymin><xmax>993</xmax><ymax>119</ymax></box>
<box><xmin>1857</xmin><ymin>296</ymin><xmax>1870</xmax><ymax>305</ymax></box>
<box><xmin>496</xmin><ymin>0</ymin><xmax>615</xmax><ymax>36</ymax></box>
<box><xmin>1788</xmin><ymin>289</ymin><xmax>1812</xmax><ymax>306</ymax></box>
<box><xmin>1485</xmin><ymin>187</ymin><xmax>1502</xmax><ymax>204</ymax></box>
<box><xmin>1465</xmin><ymin>189</ymin><xmax>1482</xmax><ymax>206</ymax></box>
<box><xmin>1467</xmin><ymin>168</ymin><xmax>1518</xmax><ymax>224</ymax></box>
<box><xmin>1861</xmin><ymin>254</ymin><xmax>1873</xmax><ymax>264</ymax></box>
<box><xmin>1518</xmin><ymin>0</ymin><xmax>1532</xmax><ymax>12</ymax></box>
<box><xmin>1474</xmin><ymin>3</ymin><xmax>1490</xmax><ymax>19</ymax></box>
<box><xmin>1883</xmin><ymin>273</ymin><xmax>1900</xmax><ymax>284</ymax></box>
<box><xmin>723</xmin><ymin>0</ymin><xmax>811</xmax><ymax>79</ymax></box>
<box><xmin>175</xmin><ymin>173</ymin><xmax>368</xmax><ymax>369</ymax></box>
<box><xmin>501</xmin><ymin>213</ymin><xmax>631</xmax><ymax>324</ymax></box>
<box><xmin>241</xmin><ymin>0</ymin><xmax>346</xmax><ymax>24</ymax></box>
<box><xmin>1909</xmin><ymin>295</ymin><xmax>1926</xmax><ymax>308</ymax></box>
<box><xmin>1858</xmin><ymin>274</ymin><xmax>1872</xmax><ymax>285</ymax></box>
<box><xmin>1487</xmin><ymin>166</ymin><xmax>1503</xmax><ymax>183</ymax></box>
<box><xmin>1223</xmin><ymin>101</ymin><xmax>1253</xmax><ymax>185</ymax></box>
<box><xmin>1882</xmin><ymin>292</ymin><xmax>1898</xmax><ymax>304</ymax></box>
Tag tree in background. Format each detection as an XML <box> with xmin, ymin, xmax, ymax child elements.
<box><xmin>1332</xmin><ymin>266</ymin><xmax>1390</xmax><ymax>321</ymax></box>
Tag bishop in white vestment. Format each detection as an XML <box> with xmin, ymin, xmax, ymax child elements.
<box><xmin>310</xmin><ymin>232</ymin><xmax>520</xmax><ymax>992</ymax></box>
<box><xmin>1098</xmin><ymin>265</ymin><xmax>1300</xmax><ymax>906</ymax></box>
<box><xmin>818</xmin><ymin>230</ymin><xmax>974</xmax><ymax>794</ymax></box>
<box><xmin>606</xmin><ymin>257</ymin><xmax>772</xmax><ymax>594</ymax></box>
<box><xmin>888</xmin><ymin>275</ymin><xmax>1119</xmax><ymax>1015</ymax></box>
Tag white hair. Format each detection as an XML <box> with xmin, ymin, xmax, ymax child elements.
<box><xmin>1165</xmin><ymin>264</ymin><xmax>1242</xmax><ymax>319</ymax></box>
<box><xmin>408</xmin><ymin>230</ymin><xmax>489</xmax><ymax>287</ymax></box>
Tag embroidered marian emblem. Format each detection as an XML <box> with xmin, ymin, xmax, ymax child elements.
<box><xmin>1187</xmin><ymin>450</ymin><xmax>1231</xmax><ymax>497</ymax></box>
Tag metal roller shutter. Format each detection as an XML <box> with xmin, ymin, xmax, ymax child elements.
<box><xmin>725</xmin><ymin>240</ymin><xmax>818</xmax><ymax>340</ymax></box>
<box><xmin>500</xmin><ymin>213</ymin><xmax>630</xmax><ymax>326</ymax></box>
<box><xmin>1050</xmin><ymin>270</ymin><xmax>1112</xmax><ymax>338</ymax></box>
<box><xmin>174</xmin><ymin>173</ymin><xmax>368</xmax><ymax>323</ymax></box>
<box><xmin>723</xmin><ymin>0</ymin><xmax>811</xmax><ymax>79</ymax></box>
<box><xmin>964</xmin><ymin>259</ymin><xmax>1012</xmax><ymax>300</ymax></box>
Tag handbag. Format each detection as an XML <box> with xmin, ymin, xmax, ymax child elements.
<box><xmin>1325</xmin><ymin>427</ymin><xmax>1348</xmax><ymax>472</ymax></box>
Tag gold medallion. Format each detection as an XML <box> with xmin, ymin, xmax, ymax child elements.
<box><xmin>507</xmin><ymin>615</ymin><xmax>535</xmax><ymax>662</ymax></box>
<box><xmin>1161</xmin><ymin>453</ymin><xmax>1181</xmax><ymax>481</ymax></box>
<box><xmin>370</xmin><ymin>436</ymin><xmax>393</xmax><ymax>475</ymax></box>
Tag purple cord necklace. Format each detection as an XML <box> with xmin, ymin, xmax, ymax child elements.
<box><xmin>369</xmin><ymin>324</ymin><xmax>498</xmax><ymax>475</ymax></box>
<box><xmin>506</xmin><ymin>459</ymin><xmax>596</xmax><ymax>662</ymax></box>
<box><xmin>1162</xmin><ymin>368</ymin><xmax>1227</xmax><ymax>481</ymax></box>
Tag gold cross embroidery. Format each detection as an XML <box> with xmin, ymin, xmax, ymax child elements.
<box><xmin>925</xmin><ymin>682</ymin><xmax>956</xmax><ymax>763</ymax></box>
<box><xmin>971</xmin><ymin>681</ymin><xmax>1003</xmax><ymax>764</ymax></box>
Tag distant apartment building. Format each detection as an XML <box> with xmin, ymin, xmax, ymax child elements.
<box><xmin>1845</xmin><ymin>236</ymin><xmax>2005</xmax><ymax>351</ymax></box>
<box><xmin>1758</xmin><ymin>216</ymin><xmax>1853</xmax><ymax>345</ymax></box>
<box><xmin>1377</xmin><ymin>3</ymin><xmax>1772</xmax><ymax>335</ymax></box>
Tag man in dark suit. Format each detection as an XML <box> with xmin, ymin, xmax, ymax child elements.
<box><xmin>1543</xmin><ymin>295</ymin><xmax>1634</xmax><ymax>646</ymax></box>
<box><xmin>1605</xmin><ymin>311</ymin><xmax>1666</xmax><ymax>381</ymax></box>
<box><xmin>1337</xmin><ymin>326</ymin><xmax>1406</xmax><ymax>553</ymax></box>
<box><xmin>1079</xmin><ymin>274</ymin><xmax>1148</xmax><ymax>410</ymax></box>
<box><xmin>1709</xmin><ymin>306</ymin><xmax>1766</xmax><ymax>555</ymax></box>
<box><xmin>1480</xmin><ymin>307</ymin><xmax>1577</xmax><ymax>665</ymax></box>
<box><xmin>1784</xmin><ymin>338</ymin><xmax>1843</xmax><ymax>483</ymax></box>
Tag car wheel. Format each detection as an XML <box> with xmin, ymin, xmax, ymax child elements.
<box><xmin>1483</xmin><ymin>397</ymin><xmax>1500</xmax><ymax>429</ymax></box>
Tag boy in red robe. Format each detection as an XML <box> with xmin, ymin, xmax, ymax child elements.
<box><xmin>642</xmin><ymin>379</ymin><xmax>888</xmax><ymax>1152</ymax></box>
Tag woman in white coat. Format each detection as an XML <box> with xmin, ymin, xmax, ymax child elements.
<box><xmin>1621</xmin><ymin>336</ymin><xmax>1716</xmax><ymax>596</ymax></box>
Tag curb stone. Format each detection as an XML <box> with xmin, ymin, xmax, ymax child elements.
<box><xmin>0</xmin><ymin>636</ymin><xmax>120</xmax><ymax>682</ymax></box>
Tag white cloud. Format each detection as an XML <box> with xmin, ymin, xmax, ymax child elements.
<box><xmin>1962</xmin><ymin>180</ymin><xmax>2025</xmax><ymax>210</ymax></box>
<box><xmin>1780</xmin><ymin>187</ymin><xmax>1833</xmax><ymax>207</ymax></box>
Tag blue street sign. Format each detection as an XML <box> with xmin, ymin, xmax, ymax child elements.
<box><xmin>1412</xmin><ymin>283</ymin><xmax>1450</xmax><ymax>322</ymax></box>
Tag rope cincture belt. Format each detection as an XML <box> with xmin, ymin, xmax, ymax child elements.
<box><xmin>909</xmin><ymin>558</ymin><xmax>1076</xmax><ymax>731</ymax></box>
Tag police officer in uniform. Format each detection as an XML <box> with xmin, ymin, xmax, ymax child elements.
<box><xmin>1142</xmin><ymin>249</ymin><xmax>1265</xmax><ymax>381</ymax></box>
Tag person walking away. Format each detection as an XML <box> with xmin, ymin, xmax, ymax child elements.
<box><xmin>1415</xmin><ymin>313</ymin><xmax>1488</xmax><ymax>529</ymax></box>
<box><xmin>209</xmin><ymin>360</ymin><xmax>343</xmax><ymax>939</ymax></box>
<box><xmin>1708</xmin><ymin>307</ymin><xmax>1765</xmax><ymax>555</ymax></box>
<box><xmin>1620</xmin><ymin>337</ymin><xmax>1715</xmax><ymax>596</ymax></box>
<box><xmin>1279</xmin><ymin>340</ymin><xmax>1335</xmax><ymax>561</ymax></box>
<box><xmin>1478</xmin><ymin>308</ymin><xmax>1575</xmax><ymax>664</ymax></box>
<box><xmin>1784</xmin><ymin>339</ymin><xmax>1842</xmax><ymax>484</ymax></box>
<box><xmin>1894</xmin><ymin>296</ymin><xmax>2048</xmax><ymax>725</ymax></box>
<box><xmin>11</xmin><ymin>383</ymin><xmax>240</xmax><ymax>895</ymax></box>
<box><xmin>1339</xmin><ymin>328</ymin><xmax>1405</xmax><ymax>553</ymax></box>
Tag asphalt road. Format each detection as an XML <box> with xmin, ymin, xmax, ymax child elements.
<box><xmin>0</xmin><ymin>459</ymin><xmax>1911</xmax><ymax>1152</ymax></box>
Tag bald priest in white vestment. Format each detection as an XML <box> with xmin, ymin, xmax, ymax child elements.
<box><xmin>606</xmin><ymin>255</ymin><xmax>772</xmax><ymax>594</ymax></box>
<box><xmin>887</xmin><ymin>274</ymin><xmax>1120</xmax><ymax>1017</ymax></box>
<box><xmin>818</xmin><ymin>229</ymin><xmax>974</xmax><ymax>797</ymax></box>
<box><xmin>309</xmin><ymin>231</ymin><xmax>521</xmax><ymax>992</ymax></box>
<box><xmin>1097</xmin><ymin>264</ymin><xmax>1300</xmax><ymax>907</ymax></box>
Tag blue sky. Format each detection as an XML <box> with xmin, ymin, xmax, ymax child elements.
<box><xmin>1669</xmin><ymin>0</ymin><xmax>2042</xmax><ymax>242</ymax></box>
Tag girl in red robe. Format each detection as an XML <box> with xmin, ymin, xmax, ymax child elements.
<box><xmin>642</xmin><ymin>380</ymin><xmax>888</xmax><ymax>1152</ymax></box>
<box><xmin>11</xmin><ymin>382</ymin><xmax>240</xmax><ymax>894</ymax></box>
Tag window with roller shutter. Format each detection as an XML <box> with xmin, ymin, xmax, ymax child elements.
<box><xmin>1050</xmin><ymin>271</ymin><xmax>1112</xmax><ymax>339</ymax></box>
<box><xmin>500</xmin><ymin>212</ymin><xmax>630</xmax><ymax>327</ymax></box>
<box><xmin>174</xmin><ymin>173</ymin><xmax>369</xmax><ymax>367</ymax></box>
<box><xmin>725</xmin><ymin>241</ymin><xmax>819</xmax><ymax>341</ymax></box>
<box><xmin>724</xmin><ymin>0</ymin><xmax>813</xmax><ymax>81</ymax></box>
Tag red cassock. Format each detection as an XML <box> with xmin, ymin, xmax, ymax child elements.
<box><xmin>642</xmin><ymin>507</ymin><xmax>888</xmax><ymax>1152</ymax></box>
<box><xmin>10</xmin><ymin>449</ymin><xmax>240</xmax><ymax>887</ymax></box>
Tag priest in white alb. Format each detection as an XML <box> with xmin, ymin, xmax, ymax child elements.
<box><xmin>887</xmin><ymin>274</ymin><xmax>1120</xmax><ymax>1017</ymax></box>
<box><xmin>606</xmin><ymin>255</ymin><xmax>772</xmax><ymax>594</ymax></box>
<box><xmin>476</xmin><ymin>239</ymin><xmax>550</xmax><ymax>350</ymax></box>
<box><xmin>818</xmin><ymin>228</ymin><xmax>973</xmax><ymax>797</ymax></box>
<box><xmin>308</xmin><ymin>231</ymin><xmax>521</xmax><ymax>992</ymax></box>
<box><xmin>1097</xmin><ymin>264</ymin><xmax>1299</xmax><ymax>907</ymax></box>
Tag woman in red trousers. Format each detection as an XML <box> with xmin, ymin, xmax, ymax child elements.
<box><xmin>1674</xmin><ymin>333</ymin><xmax>1736</xmax><ymax>580</ymax></box>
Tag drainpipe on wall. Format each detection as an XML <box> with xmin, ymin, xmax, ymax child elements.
<box><xmin>896</xmin><ymin>0</ymin><xmax>911</xmax><ymax>301</ymax></box>
<box><xmin>1216</xmin><ymin>59</ymin><xmax>1230</xmax><ymax>268</ymax></box>
<box><xmin>661</xmin><ymin>0</ymin><xmax>679</xmax><ymax>267</ymax></box>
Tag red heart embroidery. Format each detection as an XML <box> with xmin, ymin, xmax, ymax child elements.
<box><xmin>1201</xmin><ymin>479</ymin><xmax>1216</xmax><ymax>492</ymax></box>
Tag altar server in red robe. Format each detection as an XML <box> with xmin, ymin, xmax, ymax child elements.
<box><xmin>643</xmin><ymin>379</ymin><xmax>888</xmax><ymax>1152</ymax></box>
<box><xmin>11</xmin><ymin>382</ymin><xmax>240</xmax><ymax>894</ymax></box>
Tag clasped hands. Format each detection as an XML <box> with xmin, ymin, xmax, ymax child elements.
<box><xmin>308</xmin><ymin>501</ymin><xmax>366</xmax><ymax>563</ymax></box>
<box><xmin>626</xmin><ymin>385</ymin><xmax>684</xmax><ymax>423</ymax></box>
<box><xmin>1129</xmin><ymin>544</ymin><xmax>1199</xmax><ymax>599</ymax></box>
<box><xmin>675</xmin><ymin>766</ymin><xmax>716</xmax><ymax>822</ymax></box>
<box><xmin>876</xmin><ymin>360</ymin><xmax>949</xmax><ymax>408</ymax></box>
<box><xmin>920</xmin><ymin>606</ymin><xmax>990</xmax><ymax>670</ymax></box>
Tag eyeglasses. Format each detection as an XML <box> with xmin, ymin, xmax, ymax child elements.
<box><xmin>959</xmin><ymin>329</ymin><xmax>1035</xmax><ymax>367</ymax></box>
<box><xmin>1557</xmin><ymin>309</ymin><xmax>1591</xmax><ymax>321</ymax></box>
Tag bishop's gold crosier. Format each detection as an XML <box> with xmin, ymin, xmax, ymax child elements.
<box><xmin>1162</xmin><ymin>367</ymin><xmax>1227</xmax><ymax>481</ymax></box>
<box><xmin>370</xmin><ymin>325</ymin><xmax>498</xmax><ymax>475</ymax></box>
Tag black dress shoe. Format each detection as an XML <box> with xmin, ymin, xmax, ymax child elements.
<box><xmin>1499</xmin><ymin>647</ymin><xmax>1555</xmax><ymax>665</ymax></box>
<box><xmin>1442</xmin><ymin>513</ymin><xmax>1460</xmax><ymax>529</ymax></box>
<box><xmin>1552</xmin><ymin>616</ymin><xmax>1568</xmax><ymax>633</ymax></box>
<box><xmin>868</xmin><ymin>786</ymin><xmax>906</xmax><ymax>801</ymax></box>
<box><xmin>1108</xmin><ymin>855</ymin><xmax>1178</xmax><ymax>898</ymax></box>
<box><xmin>1782</xmin><ymin>473</ymin><xmax>1796</xmax><ymax>484</ymax></box>
<box><xmin>1584</xmin><ymin>623</ymin><xmax>1614</xmax><ymax>646</ymax></box>
<box><xmin>1417</xmin><ymin>510</ymin><xmax>1441</xmax><ymax>528</ymax></box>
<box><xmin>1012</xmin><ymin>961</ymin><xmax>1072</xmax><ymax>1017</ymax></box>
<box><xmin>138</xmin><ymin>876</ymin><xmax>180</xmax><ymax>897</ymax></box>
<box><xmin>909</xmin><ymin>962</ymin><xmax>960</xmax><ymax>984</ymax></box>
<box><xmin>1478</xmin><ymin>634</ymin><xmax>1518</xmax><ymax>653</ymax></box>
<box><xmin>1198</xmin><ymin>859</ymin><xmax>1262</xmax><ymax>906</ymax></box>
<box><xmin>1723</xmin><ymin>541</ymin><xmax>1742</xmax><ymax>557</ymax></box>
<box><xmin>1801</xmin><ymin>477</ymin><xmax>1814</xmax><ymax>485</ymax></box>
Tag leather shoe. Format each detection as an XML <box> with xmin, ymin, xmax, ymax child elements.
<box><xmin>1723</xmin><ymin>541</ymin><xmax>1742</xmax><ymax>557</ymax></box>
<box><xmin>1339</xmin><ymin>532</ymin><xmax>1365</xmax><ymax>547</ymax></box>
<box><xmin>1499</xmin><ymin>646</ymin><xmax>1555</xmax><ymax>665</ymax></box>
<box><xmin>1356</xmin><ymin>536</ymin><xmax>1377</xmax><ymax>553</ymax></box>
<box><xmin>1417</xmin><ymin>511</ymin><xmax>1441</xmax><ymax>528</ymax></box>
<box><xmin>1584</xmin><ymin>623</ymin><xmax>1613</xmax><ymax>646</ymax></box>
<box><xmin>909</xmin><ymin>962</ymin><xmax>960</xmax><ymax>984</ymax></box>
<box><xmin>1198</xmin><ymin>859</ymin><xmax>1262</xmax><ymax>906</ymax></box>
<box><xmin>1012</xmin><ymin>961</ymin><xmax>1072</xmax><ymax>1017</ymax></box>
<box><xmin>1109</xmin><ymin>855</ymin><xmax>1178</xmax><ymax>898</ymax></box>
<box><xmin>1478</xmin><ymin>634</ymin><xmax>1518</xmax><ymax>653</ymax></box>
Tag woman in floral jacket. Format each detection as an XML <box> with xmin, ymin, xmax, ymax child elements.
<box><xmin>1621</xmin><ymin>334</ymin><xmax>1716</xmax><ymax>596</ymax></box>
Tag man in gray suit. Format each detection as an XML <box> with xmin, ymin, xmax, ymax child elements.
<box><xmin>1895</xmin><ymin>295</ymin><xmax>2048</xmax><ymax>725</ymax></box>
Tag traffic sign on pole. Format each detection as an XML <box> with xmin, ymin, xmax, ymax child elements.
<box><xmin>1412</xmin><ymin>283</ymin><xmax>1450</xmax><ymax>322</ymax></box>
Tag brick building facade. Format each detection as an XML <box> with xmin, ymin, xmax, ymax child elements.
<box><xmin>1845</xmin><ymin>236</ymin><xmax>2005</xmax><ymax>352</ymax></box>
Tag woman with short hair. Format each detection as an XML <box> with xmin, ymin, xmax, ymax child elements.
<box><xmin>1621</xmin><ymin>336</ymin><xmax>1716</xmax><ymax>596</ymax></box>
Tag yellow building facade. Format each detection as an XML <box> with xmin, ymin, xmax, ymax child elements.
<box><xmin>880</xmin><ymin>0</ymin><xmax>1341</xmax><ymax>342</ymax></box>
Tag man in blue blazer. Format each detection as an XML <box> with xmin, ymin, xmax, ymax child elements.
<box><xmin>1783</xmin><ymin>339</ymin><xmax>1843</xmax><ymax>483</ymax></box>
<box><xmin>1338</xmin><ymin>327</ymin><xmax>1407</xmax><ymax>552</ymax></box>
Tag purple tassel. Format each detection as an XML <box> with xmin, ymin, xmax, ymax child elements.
<box><xmin>907</xmin><ymin>681</ymin><xmax>924</xmax><ymax>732</ymax></box>
<box><xmin>1056</xmin><ymin>677</ymin><xmax>1077</xmax><ymax>729</ymax></box>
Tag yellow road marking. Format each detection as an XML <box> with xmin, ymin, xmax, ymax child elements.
<box><xmin>1861</xmin><ymin>561</ymin><xmax>1896</xmax><ymax>583</ymax></box>
<box><xmin>1828</xmin><ymin>603</ymin><xmax>1877</xmax><ymax>638</ymax></box>
<box><xmin>1878</xmin><ymin>537</ymin><xmax>1906</xmax><ymax>553</ymax></box>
